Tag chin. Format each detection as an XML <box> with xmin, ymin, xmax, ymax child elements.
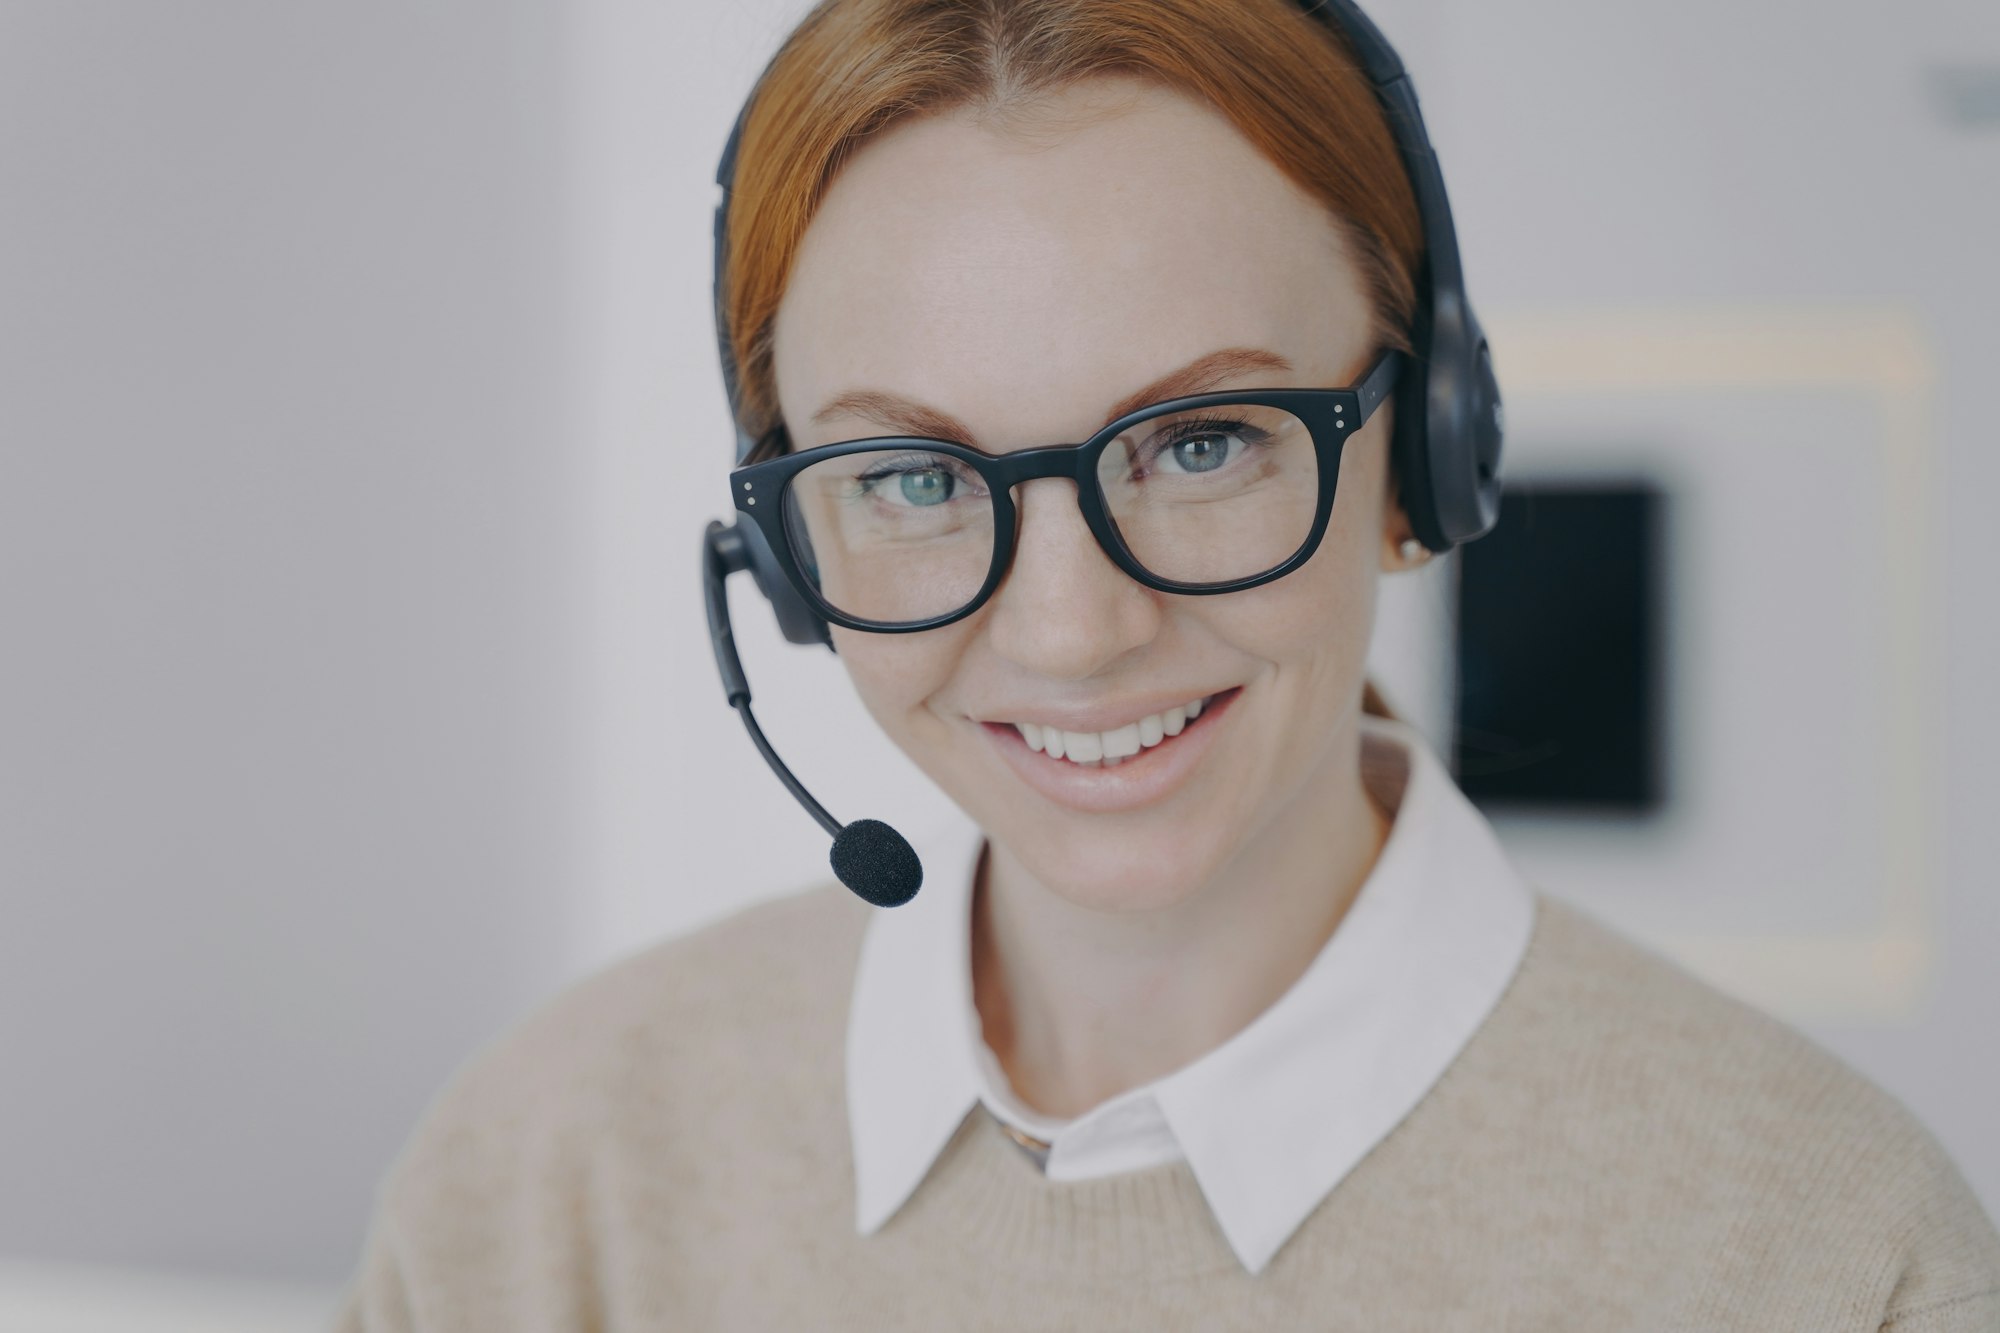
<box><xmin>992</xmin><ymin>815</ymin><xmax>1230</xmax><ymax>915</ymax></box>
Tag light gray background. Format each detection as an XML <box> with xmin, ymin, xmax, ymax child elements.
<box><xmin>2</xmin><ymin>0</ymin><xmax>1995</xmax><ymax>1298</ymax></box>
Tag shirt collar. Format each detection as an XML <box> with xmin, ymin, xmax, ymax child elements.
<box><xmin>845</xmin><ymin>714</ymin><xmax>1537</xmax><ymax>1274</ymax></box>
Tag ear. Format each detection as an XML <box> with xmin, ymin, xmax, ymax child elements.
<box><xmin>1364</xmin><ymin>396</ymin><xmax>1425</xmax><ymax>573</ymax></box>
<box><xmin>1379</xmin><ymin>486</ymin><xmax>1430</xmax><ymax>573</ymax></box>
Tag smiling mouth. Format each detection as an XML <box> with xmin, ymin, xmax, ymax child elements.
<box><xmin>1007</xmin><ymin>690</ymin><xmax>1232</xmax><ymax>768</ymax></box>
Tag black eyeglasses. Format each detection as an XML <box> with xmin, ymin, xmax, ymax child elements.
<box><xmin>728</xmin><ymin>349</ymin><xmax>1402</xmax><ymax>633</ymax></box>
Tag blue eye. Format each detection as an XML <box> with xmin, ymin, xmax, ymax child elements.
<box><xmin>850</xmin><ymin>452</ymin><xmax>984</xmax><ymax>509</ymax></box>
<box><xmin>1144</xmin><ymin>420</ymin><xmax>1264</xmax><ymax>477</ymax></box>
<box><xmin>1167</xmin><ymin>433</ymin><xmax>1238</xmax><ymax>474</ymax></box>
<box><xmin>897</xmin><ymin>468</ymin><xmax>954</xmax><ymax>506</ymax></box>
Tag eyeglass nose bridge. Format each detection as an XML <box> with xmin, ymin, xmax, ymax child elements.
<box><xmin>973</xmin><ymin>437</ymin><xmax>1144</xmax><ymax>587</ymax></box>
<box><xmin>978</xmin><ymin>439</ymin><xmax>1107</xmax><ymax>488</ymax></box>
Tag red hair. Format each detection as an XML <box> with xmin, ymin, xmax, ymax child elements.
<box><xmin>722</xmin><ymin>0</ymin><xmax>1424</xmax><ymax>456</ymax></box>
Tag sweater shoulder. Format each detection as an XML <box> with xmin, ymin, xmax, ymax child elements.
<box><xmin>1494</xmin><ymin>895</ymin><xmax>2000</xmax><ymax>1311</ymax></box>
<box><xmin>466</xmin><ymin>879</ymin><xmax>865</xmax><ymax>1089</ymax></box>
<box><xmin>378</xmin><ymin>881</ymin><xmax>870</xmax><ymax>1200</ymax></box>
<box><xmin>1516</xmin><ymin>895</ymin><xmax>1922</xmax><ymax>1131</ymax></box>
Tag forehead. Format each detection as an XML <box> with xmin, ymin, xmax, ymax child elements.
<box><xmin>771</xmin><ymin>79</ymin><xmax>1370</xmax><ymax>448</ymax></box>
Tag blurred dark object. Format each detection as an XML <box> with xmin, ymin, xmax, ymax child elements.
<box><xmin>1454</xmin><ymin>481</ymin><xmax>1665</xmax><ymax>813</ymax></box>
<box><xmin>1928</xmin><ymin>65</ymin><xmax>2000</xmax><ymax>129</ymax></box>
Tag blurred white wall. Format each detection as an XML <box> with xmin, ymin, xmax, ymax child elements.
<box><xmin>0</xmin><ymin>0</ymin><xmax>580</xmax><ymax>1292</ymax></box>
<box><xmin>1419</xmin><ymin>0</ymin><xmax>2000</xmax><ymax>1225</ymax></box>
<box><xmin>1</xmin><ymin>0</ymin><xmax>1994</xmax><ymax>1300</ymax></box>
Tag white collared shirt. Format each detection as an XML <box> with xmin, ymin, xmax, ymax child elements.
<box><xmin>844</xmin><ymin>713</ymin><xmax>1537</xmax><ymax>1275</ymax></box>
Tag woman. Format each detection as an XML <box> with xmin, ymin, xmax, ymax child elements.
<box><xmin>337</xmin><ymin>0</ymin><xmax>2000</xmax><ymax>1327</ymax></box>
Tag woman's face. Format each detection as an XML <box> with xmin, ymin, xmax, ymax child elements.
<box><xmin>771</xmin><ymin>78</ymin><xmax>1404</xmax><ymax>913</ymax></box>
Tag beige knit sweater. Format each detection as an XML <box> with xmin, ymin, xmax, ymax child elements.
<box><xmin>335</xmin><ymin>887</ymin><xmax>2000</xmax><ymax>1330</ymax></box>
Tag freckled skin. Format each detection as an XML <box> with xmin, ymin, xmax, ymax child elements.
<box><xmin>772</xmin><ymin>78</ymin><xmax>1410</xmax><ymax>919</ymax></box>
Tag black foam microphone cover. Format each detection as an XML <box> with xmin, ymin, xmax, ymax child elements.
<box><xmin>830</xmin><ymin>819</ymin><xmax>924</xmax><ymax>908</ymax></box>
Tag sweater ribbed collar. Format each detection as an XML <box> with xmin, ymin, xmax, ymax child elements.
<box><xmin>845</xmin><ymin>714</ymin><xmax>1536</xmax><ymax>1274</ymax></box>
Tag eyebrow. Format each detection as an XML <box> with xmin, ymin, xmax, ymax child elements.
<box><xmin>807</xmin><ymin>347</ymin><xmax>1296</xmax><ymax>446</ymax></box>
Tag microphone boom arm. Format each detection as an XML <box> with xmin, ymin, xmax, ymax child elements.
<box><xmin>702</xmin><ymin>520</ymin><xmax>926</xmax><ymax>907</ymax></box>
<box><xmin>704</xmin><ymin>521</ymin><xmax>843</xmax><ymax>839</ymax></box>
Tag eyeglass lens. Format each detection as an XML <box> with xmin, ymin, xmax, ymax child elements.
<box><xmin>780</xmin><ymin>402</ymin><xmax>1322</xmax><ymax>625</ymax></box>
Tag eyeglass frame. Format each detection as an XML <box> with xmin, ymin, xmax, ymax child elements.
<box><xmin>728</xmin><ymin>348</ymin><xmax>1404</xmax><ymax>634</ymax></box>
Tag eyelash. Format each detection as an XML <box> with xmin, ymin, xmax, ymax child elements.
<box><xmin>852</xmin><ymin>453</ymin><xmax>986</xmax><ymax>496</ymax></box>
<box><xmin>1131</xmin><ymin>418</ymin><xmax>1271</xmax><ymax>469</ymax></box>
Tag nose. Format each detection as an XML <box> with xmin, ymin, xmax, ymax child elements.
<box><xmin>980</xmin><ymin>476</ymin><xmax>1163</xmax><ymax>679</ymax></box>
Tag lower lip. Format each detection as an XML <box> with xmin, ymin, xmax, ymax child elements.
<box><xmin>979</xmin><ymin>687</ymin><xmax>1241</xmax><ymax>815</ymax></box>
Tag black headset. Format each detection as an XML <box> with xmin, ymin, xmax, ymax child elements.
<box><xmin>702</xmin><ymin>0</ymin><xmax>1504</xmax><ymax>907</ymax></box>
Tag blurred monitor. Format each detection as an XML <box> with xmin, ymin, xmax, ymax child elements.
<box><xmin>1453</xmin><ymin>481</ymin><xmax>1665</xmax><ymax>814</ymax></box>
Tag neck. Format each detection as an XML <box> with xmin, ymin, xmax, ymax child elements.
<box><xmin>972</xmin><ymin>714</ymin><xmax>1394</xmax><ymax>1119</ymax></box>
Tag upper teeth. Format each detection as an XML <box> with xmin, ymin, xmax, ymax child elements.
<box><xmin>1015</xmin><ymin>696</ymin><xmax>1209</xmax><ymax>766</ymax></box>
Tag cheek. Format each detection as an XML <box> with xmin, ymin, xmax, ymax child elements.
<box><xmin>1204</xmin><ymin>546</ymin><xmax>1376</xmax><ymax>677</ymax></box>
<box><xmin>1203</xmin><ymin>439</ymin><xmax>1387</xmax><ymax>664</ymax></box>
<box><xmin>831</xmin><ymin>623</ymin><xmax>968</xmax><ymax>736</ymax></box>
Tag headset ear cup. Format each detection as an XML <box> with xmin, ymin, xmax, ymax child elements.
<box><xmin>737</xmin><ymin>516</ymin><xmax>833</xmax><ymax>648</ymax></box>
<box><xmin>1389</xmin><ymin>327</ymin><xmax>1448</xmax><ymax>554</ymax></box>
<box><xmin>1428</xmin><ymin>302</ymin><xmax>1502</xmax><ymax>546</ymax></box>
<box><xmin>1402</xmin><ymin>290</ymin><xmax>1505</xmax><ymax>553</ymax></box>
<box><xmin>1465</xmin><ymin>331</ymin><xmax>1505</xmax><ymax>537</ymax></box>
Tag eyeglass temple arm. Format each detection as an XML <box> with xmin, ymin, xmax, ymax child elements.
<box><xmin>1356</xmin><ymin>349</ymin><xmax>1403</xmax><ymax>423</ymax></box>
